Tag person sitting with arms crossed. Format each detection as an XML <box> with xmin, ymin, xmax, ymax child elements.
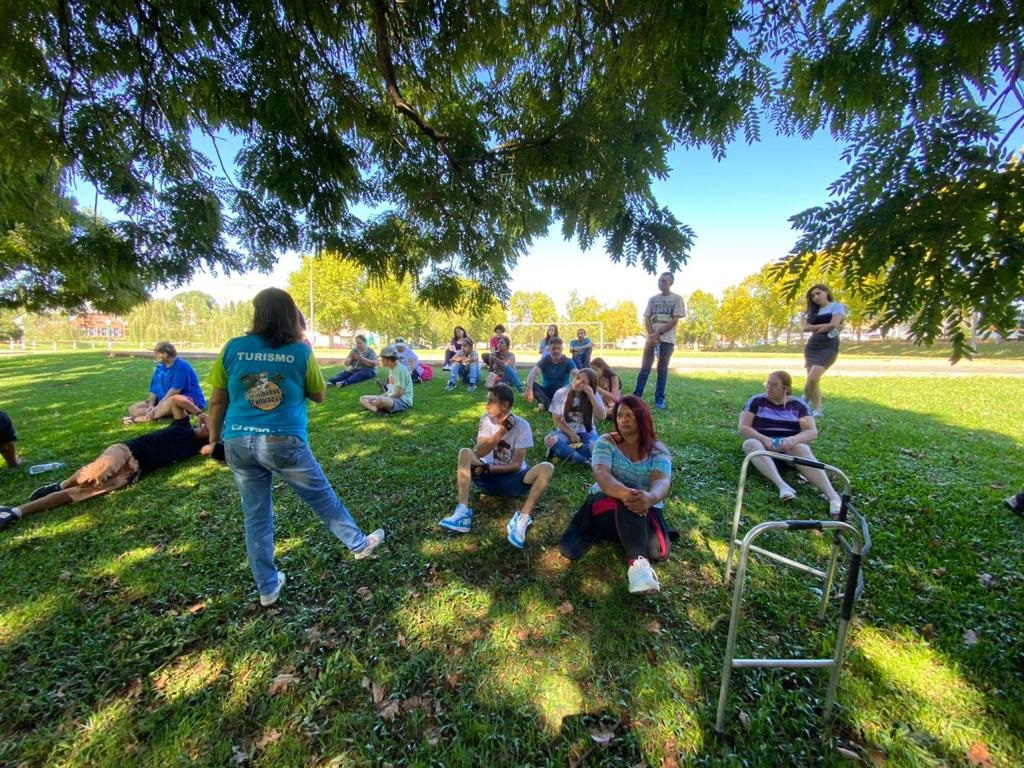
<box><xmin>2</xmin><ymin>395</ymin><xmax>208</xmax><ymax>531</ymax></box>
<box><xmin>327</xmin><ymin>334</ymin><xmax>378</xmax><ymax>389</ymax></box>
<box><xmin>438</xmin><ymin>383</ymin><xmax>554</xmax><ymax>549</ymax></box>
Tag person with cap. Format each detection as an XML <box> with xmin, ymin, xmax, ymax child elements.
<box><xmin>359</xmin><ymin>345</ymin><xmax>414</xmax><ymax>413</ymax></box>
<box><xmin>392</xmin><ymin>337</ymin><xmax>424</xmax><ymax>382</ymax></box>
<box><xmin>438</xmin><ymin>383</ymin><xmax>554</xmax><ymax>549</ymax></box>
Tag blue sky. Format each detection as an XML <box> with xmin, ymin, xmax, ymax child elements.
<box><xmin>75</xmin><ymin>127</ymin><xmax>849</xmax><ymax>315</ymax></box>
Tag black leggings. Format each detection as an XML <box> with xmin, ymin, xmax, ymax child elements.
<box><xmin>560</xmin><ymin>494</ymin><xmax>670</xmax><ymax>562</ymax></box>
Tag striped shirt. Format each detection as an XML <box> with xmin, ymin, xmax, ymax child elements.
<box><xmin>744</xmin><ymin>395</ymin><xmax>808</xmax><ymax>438</ymax></box>
<box><xmin>589</xmin><ymin>434</ymin><xmax>672</xmax><ymax>508</ymax></box>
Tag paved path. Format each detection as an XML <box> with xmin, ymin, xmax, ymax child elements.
<box><xmin>97</xmin><ymin>349</ymin><xmax>1024</xmax><ymax>376</ymax></box>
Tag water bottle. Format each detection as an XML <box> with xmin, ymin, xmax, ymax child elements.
<box><xmin>28</xmin><ymin>462</ymin><xmax>65</xmax><ymax>475</ymax></box>
<box><xmin>771</xmin><ymin>437</ymin><xmax>782</xmax><ymax>450</ymax></box>
<box><xmin>827</xmin><ymin>327</ymin><xmax>840</xmax><ymax>339</ymax></box>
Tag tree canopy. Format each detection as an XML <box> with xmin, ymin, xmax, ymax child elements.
<box><xmin>2</xmin><ymin>1</ymin><xmax>1022</xmax><ymax>356</ymax></box>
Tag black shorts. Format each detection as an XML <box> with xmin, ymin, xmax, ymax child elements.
<box><xmin>0</xmin><ymin>411</ymin><xmax>16</xmax><ymax>443</ymax></box>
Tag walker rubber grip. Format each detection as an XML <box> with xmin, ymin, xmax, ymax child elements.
<box><xmin>786</xmin><ymin>520</ymin><xmax>824</xmax><ymax>531</ymax></box>
<box><xmin>790</xmin><ymin>456</ymin><xmax>826</xmax><ymax>470</ymax></box>
<box><xmin>841</xmin><ymin>554</ymin><xmax>863</xmax><ymax>620</ymax></box>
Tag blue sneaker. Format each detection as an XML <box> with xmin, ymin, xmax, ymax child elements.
<box><xmin>655</xmin><ymin>400</ymin><xmax>667</xmax><ymax>410</ymax></box>
<box><xmin>506</xmin><ymin>510</ymin><xmax>532</xmax><ymax>549</ymax></box>
<box><xmin>439</xmin><ymin>504</ymin><xmax>473</xmax><ymax>533</ymax></box>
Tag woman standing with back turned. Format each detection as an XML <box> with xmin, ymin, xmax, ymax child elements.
<box><xmin>205</xmin><ymin>288</ymin><xmax>384</xmax><ymax>608</ymax></box>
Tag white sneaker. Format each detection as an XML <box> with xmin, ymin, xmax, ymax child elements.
<box><xmin>260</xmin><ymin>571</ymin><xmax>286</xmax><ymax>607</ymax></box>
<box><xmin>353</xmin><ymin>528</ymin><xmax>385</xmax><ymax>560</ymax></box>
<box><xmin>627</xmin><ymin>557</ymin><xmax>660</xmax><ymax>594</ymax></box>
<box><xmin>829</xmin><ymin>498</ymin><xmax>843</xmax><ymax>517</ymax></box>
<box><xmin>506</xmin><ymin>510</ymin><xmax>532</xmax><ymax>549</ymax></box>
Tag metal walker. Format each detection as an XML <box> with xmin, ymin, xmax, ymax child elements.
<box><xmin>715</xmin><ymin>450</ymin><xmax>872</xmax><ymax>733</ymax></box>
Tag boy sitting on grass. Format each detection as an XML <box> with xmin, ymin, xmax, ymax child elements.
<box><xmin>1</xmin><ymin>395</ymin><xmax>208</xmax><ymax>531</ymax></box>
<box><xmin>438</xmin><ymin>383</ymin><xmax>554</xmax><ymax>549</ymax></box>
<box><xmin>358</xmin><ymin>345</ymin><xmax>413</xmax><ymax>414</ymax></box>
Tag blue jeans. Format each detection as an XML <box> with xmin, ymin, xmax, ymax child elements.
<box><xmin>225</xmin><ymin>434</ymin><xmax>370</xmax><ymax>595</ymax></box>
<box><xmin>327</xmin><ymin>368</ymin><xmax>374</xmax><ymax>387</ymax></box>
<box><xmin>448</xmin><ymin>361</ymin><xmax>479</xmax><ymax>385</ymax></box>
<box><xmin>572</xmin><ymin>349</ymin><xmax>592</xmax><ymax>369</ymax></box>
<box><xmin>633</xmin><ymin>341</ymin><xmax>674</xmax><ymax>403</ymax></box>
<box><xmin>547</xmin><ymin>429</ymin><xmax>598</xmax><ymax>464</ymax></box>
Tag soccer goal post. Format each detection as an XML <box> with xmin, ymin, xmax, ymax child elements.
<box><xmin>507</xmin><ymin>322</ymin><xmax>604</xmax><ymax>359</ymax></box>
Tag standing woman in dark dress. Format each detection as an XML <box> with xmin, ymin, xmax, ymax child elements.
<box><xmin>802</xmin><ymin>284</ymin><xmax>845</xmax><ymax>417</ymax></box>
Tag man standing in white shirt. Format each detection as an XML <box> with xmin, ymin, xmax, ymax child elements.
<box><xmin>633</xmin><ymin>272</ymin><xmax>686</xmax><ymax>410</ymax></box>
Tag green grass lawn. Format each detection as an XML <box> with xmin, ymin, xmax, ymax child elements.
<box><xmin>1</xmin><ymin>352</ymin><xmax>1021</xmax><ymax>767</ymax></box>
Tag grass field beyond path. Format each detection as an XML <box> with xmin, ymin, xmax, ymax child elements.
<box><xmin>1</xmin><ymin>353</ymin><xmax>1021</xmax><ymax>767</ymax></box>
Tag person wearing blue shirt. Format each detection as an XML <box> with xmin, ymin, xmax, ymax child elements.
<box><xmin>125</xmin><ymin>342</ymin><xmax>206</xmax><ymax>424</ymax></box>
<box><xmin>524</xmin><ymin>337</ymin><xmax>577</xmax><ymax>412</ymax></box>
<box><xmin>206</xmin><ymin>288</ymin><xmax>384</xmax><ymax>608</ymax></box>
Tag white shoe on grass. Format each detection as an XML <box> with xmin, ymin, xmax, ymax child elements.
<box><xmin>627</xmin><ymin>557</ymin><xmax>660</xmax><ymax>594</ymax></box>
<box><xmin>353</xmin><ymin>528</ymin><xmax>385</xmax><ymax>560</ymax></box>
<box><xmin>260</xmin><ymin>571</ymin><xmax>286</xmax><ymax>607</ymax></box>
<box><xmin>506</xmin><ymin>510</ymin><xmax>531</xmax><ymax>549</ymax></box>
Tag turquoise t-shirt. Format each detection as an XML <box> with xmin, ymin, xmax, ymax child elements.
<box><xmin>589</xmin><ymin>434</ymin><xmax>672</xmax><ymax>508</ymax></box>
<box><xmin>208</xmin><ymin>335</ymin><xmax>325</xmax><ymax>442</ymax></box>
<box><xmin>387</xmin><ymin>363</ymin><xmax>414</xmax><ymax>406</ymax></box>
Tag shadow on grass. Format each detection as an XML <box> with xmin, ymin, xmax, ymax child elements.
<box><xmin>1</xmin><ymin>356</ymin><xmax>1022</xmax><ymax>766</ymax></box>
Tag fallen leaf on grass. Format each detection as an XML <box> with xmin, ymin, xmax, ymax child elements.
<box><xmin>268</xmin><ymin>673</ymin><xmax>298</xmax><ymax>696</ymax></box>
<box><xmin>557</xmin><ymin>601</ymin><xmax>574</xmax><ymax>616</ymax></box>
<box><xmin>396</xmin><ymin>632</ymin><xmax>407</xmax><ymax>648</ymax></box>
<box><xmin>966</xmin><ymin>740</ymin><xmax>992</xmax><ymax>766</ymax></box>
<box><xmin>898</xmin><ymin>448</ymin><xmax>925</xmax><ymax>459</ymax></box>
<box><xmin>443</xmin><ymin>672</ymin><xmax>463</xmax><ymax>690</ymax></box>
<box><xmin>868</xmin><ymin>747</ymin><xmax>887</xmax><ymax>766</ymax></box>
<box><xmin>931</xmin><ymin>567</ymin><xmax>947</xmax><ymax>578</ymax></box>
<box><xmin>645</xmin><ymin>620</ymin><xmax>663</xmax><ymax>635</ymax></box>
<box><xmin>355</xmin><ymin>586</ymin><xmax>373</xmax><ymax>601</ymax></box>
<box><xmin>921</xmin><ymin>623</ymin><xmax>936</xmax><ymax>639</ymax></box>
<box><xmin>590</xmin><ymin>724</ymin><xmax>616</xmax><ymax>745</ymax></box>
<box><xmin>361</xmin><ymin>677</ymin><xmax>385</xmax><ymax>706</ymax></box>
<box><xmin>516</xmin><ymin>628</ymin><xmax>531</xmax><ymax>643</ymax></box>
<box><xmin>962</xmin><ymin>629</ymin><xmax>979</xmax><ymax>646</ymax></box>
<box><xmin>738</xmin><ymin>711</ymin><xmax>750</xmax><ymax>730</ymax></box>
<box><xmin>254</xmin><ymin>728</ymin><xmax>281</xmax><ymax>750</ymax></box>
<box><xmin>379</xmin><ymin>700</ymin><xmax>400</xmax><ymax>721</ymax></box>
<box><xmin>59</xmin><ymin>570</ymin><xmax>71</xmax><ymax>580</ymax></box>
<box><xmin>188</xmin><ymin>601</ymin><xmax>206</xmax><ymax>615</ymax></box>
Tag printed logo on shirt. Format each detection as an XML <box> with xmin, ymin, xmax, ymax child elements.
<box><xmin>241</xmin><ymin>371</ymin><xmax>285</xmax><ymax>411</ymax></box>
<box><xmin>493</xmin><ymin>439</ymin><xmax>513</xmax><ymax>465</ymax></box>
<box><xmin>567</xmin><ymin>394</ymin><xmax>586</xmax><ymax>434</ymax></box>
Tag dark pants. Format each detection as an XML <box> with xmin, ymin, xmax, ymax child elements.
<box><xmin>531</xmin><ymin>381</ymin><xmax>561</xmax><ymax>408</ymax></box>
<box><xmin>328</xmin><ymin>368</ymin><xmax>375</xmax><ymax>387</ymax></box>
<box><xmin>560</xmin><ymin>494</ymin><xmax>670</xmax><ymax>563</ymax></box>
<box><xmin>573</xmin><ymin>349</ymin><xmax>592</xmax><ymax>369</ymax></box>
<box><xmin>444</xmin><ymin>348</ymin><xmax>456</xmax><ymax>366</ymax></box>
<box><xmin>633</xmin><ymin>341</ymin><xmax>674</xmax><ymax>403</ymax></box>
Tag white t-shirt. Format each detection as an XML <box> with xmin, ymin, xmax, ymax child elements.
<box><xmin>477</xmin><ymin>413</ymin><xmax>533</xmax><ymax>471</ymax></box>
<box><xmin>549</xmin><ymin>386</ymin><xmax>588</xmax><ymax>435</ymax></box>
<box><xmin>644</xmin><ymin>292</ymin><xmax>687</xmax><ymax>343</ymax></box>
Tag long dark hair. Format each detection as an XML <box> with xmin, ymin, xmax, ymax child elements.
<box><xmin>544</xmin><ymin>324</ymin><xmax>559</xmax><ymax>343</ymax></box>
<box><xmin>805</xmin><ymin>283</ymin><xmax>834</xmax><ymax>321</ymax></box>
<box><xmin>611</xmin><ymin>395</ymin><xmax>658</xmax><ymax>458</ymax></box>
<box><xmin>248</xmin><ymin>288</ymin><xmax>303</xmax><ymax>348</ymax></box>
<box><xmin>591</xmin><ymin>357</ymin><xmax>618</xmax><ymax>391</ymax></box>
<box><xmin>452</xmin><ymin>325</ymin><xmax>467</xmax><ymax>342</ymax></box>
<box><xmin>563</xmin><ymin>368</ymin><xmax>598</xmax><ymax>432</ymax></box>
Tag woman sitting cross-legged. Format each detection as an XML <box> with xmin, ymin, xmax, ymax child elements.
<box><xmin>484</xmin><ymin>336</ymin><xmax>524</xmax><ymax>393</ymax></box>
<box><xmin>739</xmin><ymin>370</ymin><xmax>842</xmax><ymax>515</ymax></box>
<box><xmin>558</xmin><ymin>395</ymin><xmax>673</xmax><ymax>594</ymax></box>
<box><xmin>543</xmin><ymin>368</ymin><xmax>606</xmax><ymax>465</ymax></box>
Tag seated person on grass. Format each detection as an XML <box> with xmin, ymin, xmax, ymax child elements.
<box><xmin>543</xmin><ymin>368</ymin><xmax>606</xmax><ymax>465</ymax></box>
<box><xmin>438</xmin><ymin>383</ymin><xmax>554</xmax><ymax>549</ymax></box>
<box><xmin>443</xmin><ymin>326</ymin><xmax>471</xmax><ymax>371</ymax></box>
<box><xmin>591</xmin><ymin>357</ymin><xmax>622</xmax><ymax>413</ymax></box>
<box><xmin>569</xmin><ymin>328</ymin><xmax>594</xmax><ymax>368</ymax></box>
<box><xmin>445</xmin><ymin>338</ymin><xmax>480</xmax><ymax>392</ymax></box>
<box><xmin>524</xmin><ymin>336</ymin><xmax>577</xmax><ymax>412</ymax></box>
<box><xmin>558</xmin><ymin>396</ymin><xmax>673</xmax><ymax>595</ymax></box>
<box><xmin>327</xmin><ymin>335</ymin><xmax>378</xmax><ymax>388</ymax></box>
<box><xmin>484</xmin><ymin>336</ymin><xmax>524</xmax><ymax>392</ymax></box>
<box><xmin>1</xmin><ymin>395</ymin><xmax>208</xmax><ymax>531</ymax></box>
<box><xmin>481</xmin><ymin>324</ymin><xmax>511</xmax><ymax>368</ymax></box>
<box><xmin>393</xmin><ymin>337</ymin><xmax>424</xmax><ymax>382</ymax></box>
<box><xmin>739</xmin><ymin>370</ymin><xmax>842</xmax><ymax>515</ymax></box>
<box><xmin>359</xmin><ymin>345</ymin><xmax>413</xmax><ymax>413</ymax></box>
<box><xmin>125</xmin><ymin>342</ymin><xmax>206</xmax><ymax>423</ymax></box>
<box><xmin>1</xmin><ymin>410</ymin><xmax>20</xmax><ymax>468</ymax></box>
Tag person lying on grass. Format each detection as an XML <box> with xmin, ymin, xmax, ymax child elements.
<box><xmin>558</xmin><ymin>396</ymin><xmax>674</xmax><ymax>595</ymax></box>
<box><xmin>738</xmin><ymin>370</ymin><xmax>842</xmax><ymax>515</ymax></box>
<box><xmin>359</xmin><ymin>345</ymin><xmax>413</xmax><ymax>414</ymax></box>
<box><xmin>1</xmin><ymin>395</ymin><xmax>208</xmax><ymax>531</ymax></box>
<box><xmin>438</xmin><ymin>383</ymin><xmax>554</xmax><ymax>550</ymax></box>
